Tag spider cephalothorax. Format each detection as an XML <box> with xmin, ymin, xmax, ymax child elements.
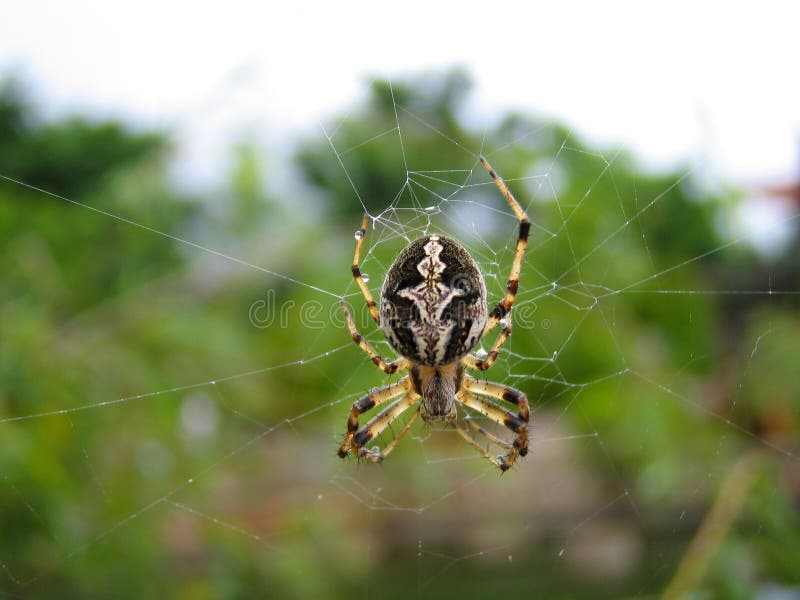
<box><xmin>338</xmin><ymin>157</ymin><xmax>531</xmax><ymax>471</ymax></box>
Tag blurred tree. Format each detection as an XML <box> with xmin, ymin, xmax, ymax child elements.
<box><xmin>0</xmin><ymin>79</ymin><xmax>164</xmax><ymax>200</ymax></box>
<box><xmin>296</xmin><ymin>68</ymin><xmax>480</xmax><ymax>219</ymax></box>
<box><xmin>1</xmin><ymin>68</ymin><xmax>798</xmax><ymax>599</ymax></box>
<box><xmin>0</xmin><ymin>81</ymin><xmax>200</xmax><ymax>594</ymax></box>
<box><xmin>0</xmin><ymin>79</ymin><xmax>195</xmax><ymax>312</ymax></box>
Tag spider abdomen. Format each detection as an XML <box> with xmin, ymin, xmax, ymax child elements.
<box><xmin>380</xmin><ymin>234</ymin><xmax>487</xmax><ymax>366</ymax></box>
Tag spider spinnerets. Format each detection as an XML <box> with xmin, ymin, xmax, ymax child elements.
<box><xmin>338</xmin><ymin>157</ymin><xmax>531</xmax><ymax>471</ymax></box>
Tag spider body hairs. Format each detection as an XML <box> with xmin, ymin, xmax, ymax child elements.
<box><xmin>338</xmin><ymin>157</ymin><xmax>531</xmax><ymax>471</ymax></box>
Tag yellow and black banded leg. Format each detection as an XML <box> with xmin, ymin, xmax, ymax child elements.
<box><xmin>463</xmin><ymin>312</ymin><xmax>513</xmax><ymax>371</ymax></box>
<box><xmin>341</xmin><ymin>299</ymin><xmax>409</xmax><ymax>375</ymax></box>
<box><xmin>455</xmin><ymin>389</ymin><xmax>528</xmax><ymax>471</ymax></box>
<box><xmin>351</xmin><ymin>213</ymin><xmax>380</xmax><ymax>324</ymax></box>
<box><xmin>338</xmin><ymin>378</ymin><xmax>412</xmax><ymax>458</ymax></box>
<box><xmin>463</xmin><ymin>376</ymin><xmax>530</xmax><ymax>423</ymax></box>
<box><xmin>351</xmin><ymin>392</ymin><xmax>421</xmax><ymax>463</ymax></box>
<box><xmin>479</xmin><ymin>156</ymin><xmax>531</xmax><ymax>335</ymax></box>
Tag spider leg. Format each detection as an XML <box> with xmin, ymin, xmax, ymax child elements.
<box><xmin>350</xmin><ymin>391</ymin><xmax>420</xmax><ymax>462</ymax></box>
<box><xmin>464</xmin><ymin>418</ymin><xmax>513</xmax><ymax>449</ymax></box>
<box><xmin>338</xmin><ymin>378</ymin><xmax>411</xmax><ymax>458</ymax></box>
<box><xmin>463</xmin><ymin>375</ymin><xmax>530</xmax><ymax>422</ymax></box>
<box><xmin>463</xmin><ymin>311</ymin><xmax>513</xmax><ymax>371</ymax></box>
<box><xmin>351</xmin><ymin>213</ymin><xmax>381</xmax><ymax>324</ymax></box>
<box><xmin>455</xmin><ymin>388</ymin><xmax>528</xmax><ymax>471</ymax></box>
<box><xmin>479</xmin><ymin>156</ymin><xmax>531</xmax><ymax>335</ymax></box>
<box><xmin>453</xmin><ymin>421</ymin><xmax>508</xmax><ymax>470</ymax></box>
<box><xmin>341</xmin><ymin>299</ymin><xmax>409</xmax><ymax>375</ymax></box>
<box><xmin>362</xmin><ymin>410</ymin><xmax>420</xmax><ymax>463</ymax></box>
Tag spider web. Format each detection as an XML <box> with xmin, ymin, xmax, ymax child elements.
<box><xmin>2</xmin><ymin>76</ymin><xmax>799</xmax><ymax>598</ymax></box>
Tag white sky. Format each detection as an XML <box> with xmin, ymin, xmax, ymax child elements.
<box><xmin>1</xmin><ymin>0</ymin><xmax>798</xmax><ymax>187</ymax></box>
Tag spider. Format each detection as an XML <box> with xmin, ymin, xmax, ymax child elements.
<box><xmin>337</xmin><ymin>157</ymin><xmax>531</xmax><ymax>471</ymax></box>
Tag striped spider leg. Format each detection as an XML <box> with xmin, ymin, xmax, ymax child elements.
<box><xmin>477</xmin><ymin>155</ymin><xmax>531</xmax><ymax>337</ymax></box>
<box><xmin>452</xmin><ymin>375</ymin><xmax>530</xmax><ymax>471</ymax></box>
<box><xmin>338</xmin><ymin>224</ymin><xmax>413</xmax><ymax>458</ymax></box>
<box><xmin>454</xmin><ymin>157</ymin><xmax>531</xmax><ymax>470</ymax></box>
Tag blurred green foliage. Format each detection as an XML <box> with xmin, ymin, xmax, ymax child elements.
<box><xmin>1</xmin><ymin>72</ymin><xmax>798</xmax><ymax>599</ymax></box>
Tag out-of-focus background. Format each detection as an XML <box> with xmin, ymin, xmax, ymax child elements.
<box><xmin>2</xmin><ymin>3</ymin><xmax>799</xmax><ymax>598</ymax></box>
